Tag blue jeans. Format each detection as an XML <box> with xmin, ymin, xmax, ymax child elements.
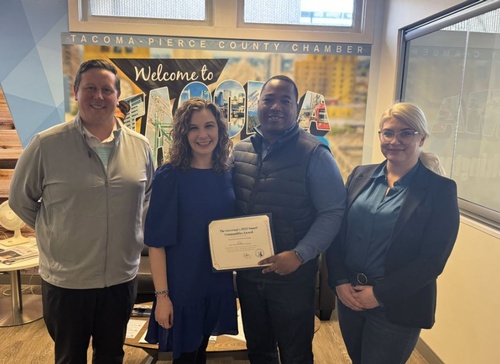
<box><xmin>236</xmin><ymin>274</ymin><xmax>316</xmax><ymax>364</ymax></box>
<box><xmin>337</xmin><ymin>301</ymin><xmax>421</xmax><ymax>364</ymax></box>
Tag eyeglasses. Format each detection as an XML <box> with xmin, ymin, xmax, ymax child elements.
<box><xmin>378</xmin><ymin>129</ymin><xmax>419</xmax><ymax>144</ymax></box>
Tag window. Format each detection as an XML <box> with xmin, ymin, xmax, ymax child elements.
<box><xmin>89</xmin><ymin>0</ymin><xmax>206</xmax><ymax>21</ymax></box>
<box><xmin>397</xmin><ymin>1</ymin><xmax>500</xmax><ymax>229</ymax></box>
<box><xmin>242</xmin><ymin>0</ymin><xmax>362</xmax><ymax>32</ymax></box>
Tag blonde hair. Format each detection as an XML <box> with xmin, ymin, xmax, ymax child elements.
<box><xmin>380</xmin><ymin>102</ymin><xmax>445</xmax><ymax>175</ymax></box>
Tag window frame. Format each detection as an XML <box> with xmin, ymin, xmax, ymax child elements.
<box><xmin>69</xmin><ymin>0</ymin><xmax>374</xmax><ymax>44</ymax></box>
<box><xmin>395</xmin><ymin>0</ymin><xmax>500</xmax><ymax>230</ymax></box>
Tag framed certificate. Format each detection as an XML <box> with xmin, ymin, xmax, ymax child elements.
<box><xmin>208</xmin><ymin>214</ymin><xmax>275</xmax><ymax>271</ymax></box>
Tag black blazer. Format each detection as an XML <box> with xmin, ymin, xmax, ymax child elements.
<box><xmin>327</xmin><ymin>162</ymin><xmax>460</xmax><ymax>328</ymax></box>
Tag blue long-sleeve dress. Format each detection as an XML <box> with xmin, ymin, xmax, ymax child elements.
<box><xmin>144</xmin><ymin>164</ymin><xmax>237</xmax><ymax>358</ymax></box>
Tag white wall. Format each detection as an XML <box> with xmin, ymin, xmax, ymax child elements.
<box><xmin>429</xmin><ymin>218</ymin><xmax>500</xmax><ymax>363</ymax></box>
<box><xmin>372</xmin><ymin>1</ymin><xmax>500</xmax><ymax>363</ymax></box>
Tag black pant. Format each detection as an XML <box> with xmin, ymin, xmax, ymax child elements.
<box><xmin>236</xmin><ymin>275</ymin><xmax>316</xmax><ymax>364</ymax></box>
<box><xmin>41</xmin><ymin>278</ymin><xmax>137</xmax><ymax>364</ymax></box>
<box><xmin>172</xmin><ymin>336</ymin><xmax>211</xmax><ymax>364</ymax></box>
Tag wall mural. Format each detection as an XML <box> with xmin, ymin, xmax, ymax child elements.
<box><xmin>62</xmin><ymin>33</ymin><xmax>371</xmax><ymax>178</ymax></box>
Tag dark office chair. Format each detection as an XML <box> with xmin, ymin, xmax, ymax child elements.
<box><xmin>136</xmin><ymin>247</ymin><xmax>155</xmax><ymax>304</ymax></box>
<box><xmin>316</xmin><ymin>253</ymin><xmax>336</xmax><ymax>320</ymax></box>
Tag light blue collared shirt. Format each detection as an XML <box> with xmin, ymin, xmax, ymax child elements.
<box><xmin>83</xmin><ymin>122</ymin><xmax>118</xmax><ymax>171</ymax></box>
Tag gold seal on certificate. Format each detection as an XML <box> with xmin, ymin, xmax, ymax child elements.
<box><xmin>208</xmin><ymin>214</ymin><xmax>275</xmax><ymax>271</ymax></box>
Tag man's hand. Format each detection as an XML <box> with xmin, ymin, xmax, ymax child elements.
<box><xmin>259</xmin><ymin>250</ymin><xmax>302</xmax><ymax>276</ymax></box>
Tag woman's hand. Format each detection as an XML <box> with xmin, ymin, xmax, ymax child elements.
<box><xmin>336</xmin><ymin>283</ymin><xmax>365</xmax><ymax>311</ymax></box>
<box><xmin>352</xmin><ymin>285</ymin><xmax>380</xmax><ymax>309</ymax></box>
<box><xmin>155</xmin><ymin>295</ymin><xmax>174</xmax><ymax>329</ymax></box>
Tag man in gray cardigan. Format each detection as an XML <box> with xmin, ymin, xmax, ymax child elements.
<box><xmin>9</xmin><ymin>59</ymin><xmax>155</xmax><ymax>364</ymax></box>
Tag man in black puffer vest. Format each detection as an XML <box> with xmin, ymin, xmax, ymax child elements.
<box><xmin>233</xmin><ymin>75</ymin><xmax>346</xmax><ymax>364</ymax></box>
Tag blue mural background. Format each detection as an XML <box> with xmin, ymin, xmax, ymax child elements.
<box><xmin>0</xmin><ymin>0</ymin><xmax>67</xmax><ymax>147</ymax></box>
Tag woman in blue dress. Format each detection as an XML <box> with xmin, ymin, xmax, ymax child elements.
<box><xmin>144</xmin><ymin>98</ymin><xmax>237</xmax><ymax>363</ymax></box>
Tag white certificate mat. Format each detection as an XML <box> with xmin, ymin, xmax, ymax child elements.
<box><xmin>209</xmin><ymin>214</ymin><xmax>275</xmax><ymax>271</ymax></box>
<box><xmin>126</xmin><ymin>319</ymin><xmax>147</xmax><ymax>339</ymax></box>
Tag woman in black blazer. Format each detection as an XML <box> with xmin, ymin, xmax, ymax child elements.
<box><xmin>327</xmin><ymin>102</ymin><xmax>460</xmax><ymax>364</ymax></box>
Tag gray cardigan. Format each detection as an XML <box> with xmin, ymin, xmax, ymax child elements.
<box><xmin>9</xmin><ymin>114</ymin><xmax>155</xmax><ymax>289</ymax></box>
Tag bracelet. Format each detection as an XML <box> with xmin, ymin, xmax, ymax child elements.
<box><xmin>293</xmin><ymin>250</ymin><xmax>304</xmax><ymax>264</ymax></box>
<box><xmin>154</xmin><ymin>289</ymin><xmax>169</xmax><ymax>297</ymax></box>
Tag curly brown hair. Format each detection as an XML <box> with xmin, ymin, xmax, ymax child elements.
<box><xmin>167</xmin><ymin>98</ymin><xmax>232</xmax><ymax>174</ymax></box>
